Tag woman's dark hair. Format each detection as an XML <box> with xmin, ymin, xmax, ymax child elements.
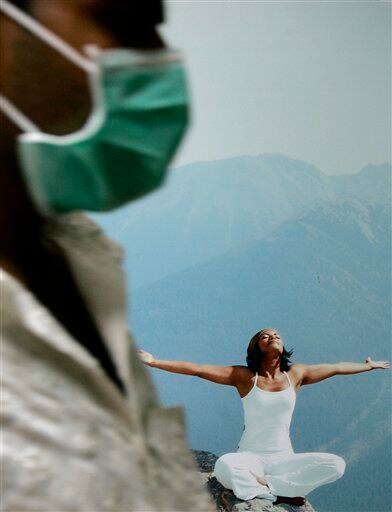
<box><xmin>246</xmin><ymin>328</ymin><xmax>294</xmax><ymax>372</ymax></box>
<box><xmin>11</xmin><ymin>0</ymin><xmax>31</xmax><ymax>10</ymax></box>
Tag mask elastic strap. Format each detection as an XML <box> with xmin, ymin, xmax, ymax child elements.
<box><xmin>0</xmin><ymin>94</ymin><xmax>41</xmax><ymax>133</ymax></box>
<box><xmin>0</xmin><ymin>0</ymin><xmax>97</xmax><ymax>73</ymax></box>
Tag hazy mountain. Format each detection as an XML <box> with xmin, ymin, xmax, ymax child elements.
<box><xmin>328</xmin><ymin>162</ymin><xmax>391</xmax><ymax>204</ymax></box>
<box><xmin>91</xmin><ymin>154</ymin><xmax>391</xmax><ymax>511</ymax></box>
<box><xmin>93</xmin><ymin>155</ymin><xmax>389</xmax><ymax>289</ymax></box>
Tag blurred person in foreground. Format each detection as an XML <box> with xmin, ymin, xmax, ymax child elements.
<box><xmin>0</xmin><ymin>0</ymin><xmax>212</xmax><ymax>510</ymax></box>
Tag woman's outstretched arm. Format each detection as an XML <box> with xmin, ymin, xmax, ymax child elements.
<box><xmin>293</xmin><ymin>357</ymin><xmax>390</xmax><ymax>386</ymax></box>
<box><xmin>138</xmin><ymin>349</ymin><xmax>204</xmax><ymax>377</ymax></box>
<box><xmin>138</xmin><ymin>349</ymin><xmax>245</xmax><ymax>385</ymax></box>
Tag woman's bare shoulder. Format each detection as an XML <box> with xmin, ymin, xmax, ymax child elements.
<box><xmin>232</xmin><ymin>365</ymin><xmax>254</xmax><ymax>381</ymax></box>
<box><xmin>231</xmin><ymin>366</ymin><xmax>255</xmax><ymax>397</ymax></box>
<box><xmin>288</xmin><ymin>363</ymin><xmax>307</xmax><ymax>374</ymax></box>
<box><xmin>287</xmin><ymin>364</ymin><xmax>307</xmax><ymax>390</ymax></box>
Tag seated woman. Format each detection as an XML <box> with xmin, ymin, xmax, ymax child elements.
<box><xmin>139</xmin><ymin>328</ymin><xmax>389</xmax><ymax>506</ymax></box>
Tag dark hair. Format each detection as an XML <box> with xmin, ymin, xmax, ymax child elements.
<box><xmin>10</xmin><ymin>0</ymin><xmax>31</xmax><ymax>10</ymax></box>
<box><xmin>9</xmin><ymin>1</ymin><xmax>164</xmax><ymax>26</ymax></box>
<box><xmin>246</xmin><ymin>329</ymin><xmax>294</xmax><ymax>372</ymax></box>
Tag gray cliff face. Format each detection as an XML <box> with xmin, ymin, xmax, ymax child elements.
<box><xmin>193</xmin><ymin>451</ymin><xmax>316</xmax><ymax>512</ymax></box>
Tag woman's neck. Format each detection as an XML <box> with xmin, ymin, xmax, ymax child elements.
<box><xmin>258</xmin><ymin>356</ymin><xmax>282</xmax><ymax>379</ymax></box>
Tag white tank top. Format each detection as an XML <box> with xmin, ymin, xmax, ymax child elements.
<box><xmin>237</xmin><ymin>371</ymin><xmax>296</xmax><ymax>456</ymax></box>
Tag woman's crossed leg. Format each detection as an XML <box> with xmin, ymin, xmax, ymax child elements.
<box><xmin>214</xmin><ymin>451</ymin><xmax>276</xmax><ymax>501</ymax></box>
<box><xmin>214</xmin><ymin>451</ymin><xmax>346</xmax><ymax>503</ymax></box>
<box><xmin>263</xmin><ymin>451</ymin><xmax>346</xmax><ymax>498</ymax></box>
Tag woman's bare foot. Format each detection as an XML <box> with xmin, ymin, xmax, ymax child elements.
<box><xmin>273</xmin><ymin>495</ymin><xmax>306</xmax><ymax>506</ymax></box>
<box><xmin>250</xmin><ymin>471</ymin><xmax>270</xmax><ymax>488</ymax></box>
<box><xmin>255</xmin><ymin>476</ymin><xmax>269</xmax><ymax>487</ymax></box>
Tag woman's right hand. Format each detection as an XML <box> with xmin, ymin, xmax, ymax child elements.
<box><xmin>138</xmin><ymin>349</ymin><xmax>155</xmax><ymax>366</ymax></box>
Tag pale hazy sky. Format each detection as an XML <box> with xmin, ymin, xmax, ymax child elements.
<box><xmin>161</xmin><ymin>0</ymin><xmax>391</xmax><ymax>175</ymax></box>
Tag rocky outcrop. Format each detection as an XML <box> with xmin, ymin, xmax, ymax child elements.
<box><xmin>193</xmin><ymin>451</ymin><xmax>316</xmax><ymax>512</ymax></box>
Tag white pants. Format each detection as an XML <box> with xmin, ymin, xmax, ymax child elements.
<box><xmin>214</xmin><ymin>451</ymin><xmax>346</xmax><ymax>501</ymax></box>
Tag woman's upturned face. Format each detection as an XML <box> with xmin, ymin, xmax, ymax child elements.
<box><xmin>258</xmin><ymin>329</ymin><xmax>284</xmax><ymax>354</ymax></box>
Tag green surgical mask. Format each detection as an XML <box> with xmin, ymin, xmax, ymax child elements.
<box><xmin>0</xmin><ymin>0</ymin><xmax>190</xmax><ymax>214</ymax></box>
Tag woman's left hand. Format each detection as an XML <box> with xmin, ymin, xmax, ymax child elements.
<box><xmin>365</xmin><ymin>357</ymin><xmax>390</xmax><ymax>370</ymax></box>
